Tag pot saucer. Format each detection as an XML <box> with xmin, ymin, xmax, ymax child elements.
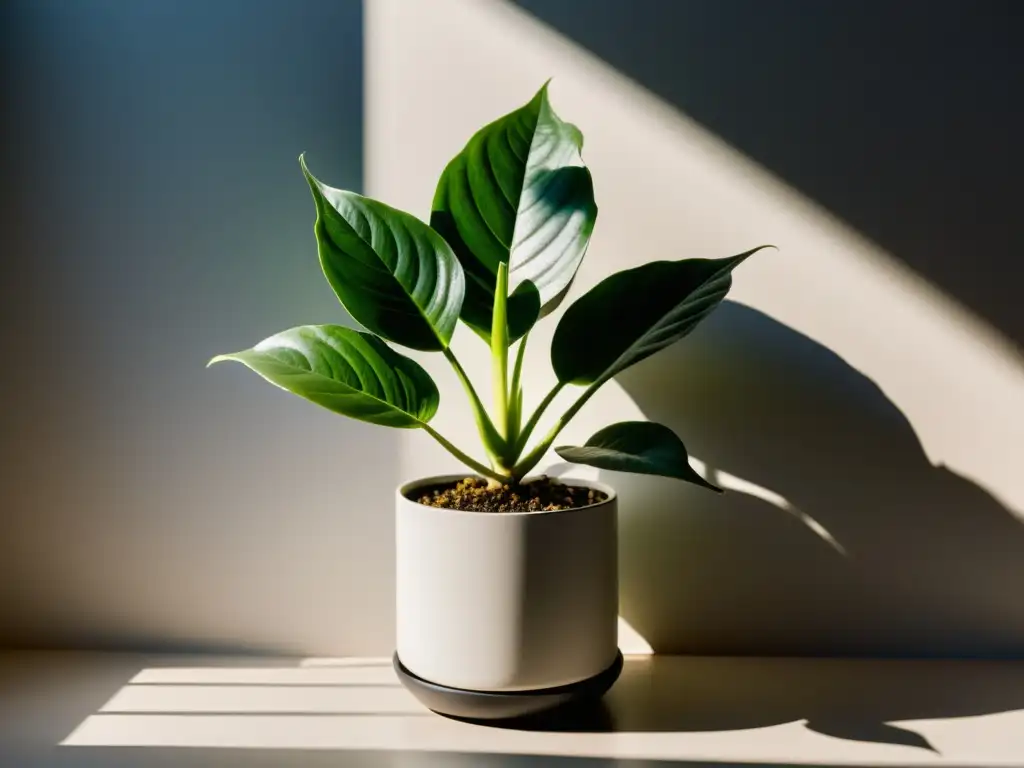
<box><xmin>393</xmin><ymin>650</ymin><xmax>623</xmax><ymax>721</ymax></box>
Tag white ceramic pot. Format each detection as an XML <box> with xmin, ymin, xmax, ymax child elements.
<box><xmin>396</xmin><ymin>475</ymin><xmax>618</xmax><ymax>692</ymax></box>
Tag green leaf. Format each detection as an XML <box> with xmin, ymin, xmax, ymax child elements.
<box><xmin>208</xmin><ymin>325</ymin><xmax>439</xmax><ymax>428</ymax></box>
<box><xmin>430</xmin><ymin>82</ymin><xmax>598</xmax><ymax>343</ymax></box>
<box><xmin>556</xmin><ymin>421</ymin><xmax>721</xmax><ymax>491</ymax></box>
<box><xmin>551</xmin><ymin>246</ymin><xmax>772</xmax><ymax>385</ymax></box>
<box><xmin>301</xmin><ymin>155</ymin><xmax>465</xmax><ymax>352</ymax></box>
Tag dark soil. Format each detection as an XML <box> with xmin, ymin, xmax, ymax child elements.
<box><xmin>413</xmin><ymin>476</ymin><xmax>607</xmax><ymax>513</ymax></box>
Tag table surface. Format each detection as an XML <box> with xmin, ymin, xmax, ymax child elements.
<box><xmin>2</xmin><ymin>650</ymin><xmax>1023</xmax><ymax>767</ymax></box>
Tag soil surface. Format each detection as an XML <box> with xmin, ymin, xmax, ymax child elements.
<box><xmin>413</xmin><ymin>476</ymin><xmax>607</xmax><ymax>513</ymax></box>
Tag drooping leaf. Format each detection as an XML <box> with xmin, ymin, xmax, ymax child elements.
<box><xmin>209</xmin><ymin>325</ymin><xmax>439</xmax><ymax>428</ymax></box>
<box><xmin>556</xmin><ymin>421</ymin><xmax>721</xmax><ymax>491</ymax></box>
<box><xmin>301</xmin><ymin>156</ymin><xmax>464</xmax><ymax>352</ymax></box>
<box><xmin>431</xmin><ymin>82</ymin><xmax>597</xmax><ymax>343</ymax></box>
<box><xmin>551</xmin><ymin>246</ymin><xmax>772</xmax><ymax>385</ymax></box>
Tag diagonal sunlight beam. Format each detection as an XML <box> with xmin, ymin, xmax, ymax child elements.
<box><xmin>380</xmin><ymin>0</ymin><xmax>1024</xmax><ymax>526</ymax></box>
<box><xmin>100</xmin><ymin>683</ymin><xmax>424</xmax><ymax>715</ymax></box>
<box><xmin>59</xmin><ymin>659</ymin><xmax>1024</xmax><ymax>762</ymax></box>
<box><xmin>131</xmin><ymin>666</ymin><xmax>397</xmax><ymax>686</ymax></box>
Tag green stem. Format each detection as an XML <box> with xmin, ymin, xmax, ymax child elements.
<box><xmin>442</xmin><ymin>346</ymin><xmax>506</xmax><ymax>464</ymax></box>
<box><xmin>422</xmin><ymin>424</ymin><xmax>508</xmax><ymax>483</ymax></box>
<box><xmin>510</xmin><ymin>332</ymin><xmax>529</xmax><ymax>401</ymax></box>
<box><xmin>514</xmin><ymin>381</ymin><xmax>565</xmax><ymax>455</ymax></box>
<box><xmin>491</xmin><ymin>263</ymin><xmax>510</xmax><ymax>440</ymax></box>
<box><xmin>506</xmin><ymin>332</ymin><xmax>529</xmax><ymax>447</ymax></box>
<box><xmin>511</xmin><ymin>379</ymin><xmax>603</xmax><ymax>480</ymax></box>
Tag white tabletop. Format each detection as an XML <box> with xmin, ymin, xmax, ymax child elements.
<box><xmin>3</xmin><ymin>650</ymin><xmax>1023</xmax><ymax>767</ymax></box>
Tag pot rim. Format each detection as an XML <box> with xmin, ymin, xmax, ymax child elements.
<box><xmin>397</xmin><ymin>474</ymin><xmax>617</xmax><ymax>517</ymax></box>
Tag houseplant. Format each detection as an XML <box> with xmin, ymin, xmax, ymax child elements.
<box><xmin>210</xmin><ymin>82</ymin><xmax>769</xmax><ymax>719</ymax></box>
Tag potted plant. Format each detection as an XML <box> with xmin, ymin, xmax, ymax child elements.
<box><xmin>210</xmin><ymin>82</ymin><xmax>769</xmax><ymax>719</ymax></box>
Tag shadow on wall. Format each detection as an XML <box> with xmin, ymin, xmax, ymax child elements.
<box><xmin>607</xmin><ymin>301</ymin><xmax>1024</xmax><ymax>657</ymax></box>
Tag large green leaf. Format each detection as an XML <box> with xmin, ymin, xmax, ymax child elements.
<box><xmin>301</xmin><ymin>156</ymin><xmax>464</xmax><ymax>352</ymax></box>
<box><xmin>551</xmin><ymin>247</ymin><xmax>771</xmax><ymax>385</ymax></box>
<box><xmin>556</xmin><ymin>421</ymin><xmax>721</xmax><ymax>491</ymax></box>
<box><xmin>208</xmin><ymin>325</ymin><xmax>439</xmax><ymax>428</ymax></box>
<box><xmin>430</xmin><ymin>83</ymin><xmax>597</xmax><ymax>343</ymax></box>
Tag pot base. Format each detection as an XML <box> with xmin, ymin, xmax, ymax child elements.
<box><xmin>393</xmin><ymin>650</ymin><xmax>624</xmax><ymax>721</ymax></box>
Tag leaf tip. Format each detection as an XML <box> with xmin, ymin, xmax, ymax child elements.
<box><xmin>534</xmin><ymin>78</ymin><xmax>554</xmax><ymax>106</ymax></box>
<box><xmin>298</xmin><ymin>153</ymin><xmax>319</xmax><ymax>188</ymax></box>
<box><xmin>298</xmin><ymin>154</ymin><xmax>325</xmax><ymax>215</ymax></box>
<box><xmin>207</xmin><ymin>354</ymin><xmax>234</xmax><ymax>369</ymax></box>
<box><xmin>692</xmin><ymin>469</ymin><xmax>724</xmax><ymax>494</ymax></box>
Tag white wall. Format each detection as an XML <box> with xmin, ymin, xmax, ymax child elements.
<box><xmin>3</xmin><ymin>0</ymin><xmax>1020</xmax><ymax>658</ymax></box>
<box><xmin>368</xmin><ymin>0</ymin><xmax>1024</xmax><ymax>655</ymax></box>
<box><xmin>0</xmin><ymin>0</ymin><xmax>397</xmax><ymax>655</ymax></box>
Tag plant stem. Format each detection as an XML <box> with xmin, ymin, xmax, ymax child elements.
<box><xmin>422</xmin><ymin>424</ymin><xmax>508</xmax><ymax>483</ymax></box>
<box><xmin>491</xmin><ymin>263</ymin><xmax>510</xmax><ymax>440</ymax></box>
<box><xmin>507</xmin><ymin>332</ymin><xmax>529</xmax><ymax>445</ymax></box>
<box><xmin>514</xmin><ymin>380</ymin><xmax>565</xmax><ymax>454</ymax></box>
<box><xmin>510</xmin><ymin>332</ymin><xmax>529</xmax><ymax>400</ymax></box>
<box><xmin>442</xmin><ymin>346</ymin><xmax>507</xmax><ymax>465</ymax></box>
<box><xmin>511</xmin><ymin>379</ymin><xmax>602</xmax><ymax>480</ymax></box>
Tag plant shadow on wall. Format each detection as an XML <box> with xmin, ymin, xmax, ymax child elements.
<box><xmin>613</xmin><ymin>301</ymin><xmax>1024</xmax><ymax>660</ymax></box>
<box><xmin>489</xmin><ymin>299</ymin><xmax>1024</xmax><ymax>748</ymax></box>
<box><xmin>483</xmin><ymin>302</ymin><xmax>1024</xmax><ymax>749</ymax></box>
